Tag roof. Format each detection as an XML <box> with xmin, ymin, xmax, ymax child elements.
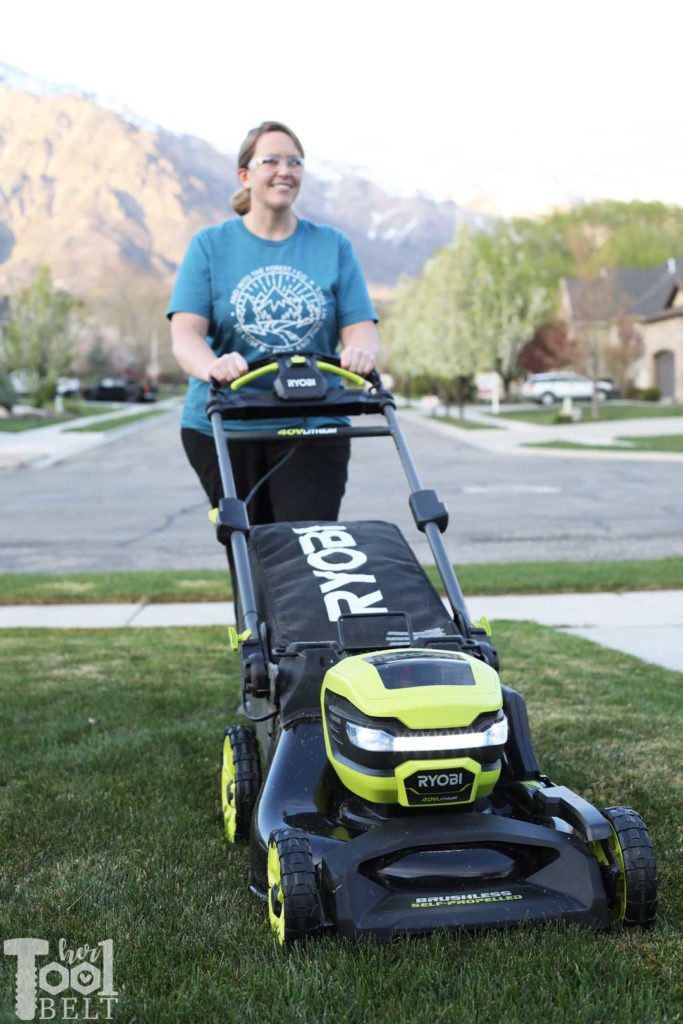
<box><xmin>564</xmin><ymin>259</ymin><xmax>683</xmax><ymax>321</ymax></box>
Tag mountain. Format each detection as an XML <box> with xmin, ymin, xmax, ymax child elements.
<box><xmin>0</xmin><ymin>65</ymin><xmax>482</xmax><ymax>296</ymax></box>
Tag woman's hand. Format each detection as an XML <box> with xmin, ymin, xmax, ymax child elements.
<box><xmin>340</xmin><ymin>320</ymin><xmax>379</xmax><ymax>377</ymax></box>
<box><xmin>206</xmin><ymin>352</ymin><xmax>249</xmax><ymax>384</ymax></box>
<box><xmin>340</xmin><ymin>346</ymin><xmax>376</xmax><ymax>376</ymax></box>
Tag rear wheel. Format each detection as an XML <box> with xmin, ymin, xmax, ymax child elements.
<box><xmin>267</xmin><ymin>829</ymin><xmax>322</xmax><ymax>946</ymax></box>
<box><xmin>593</xmin><ymin>806</ymin><xmax>658</xmax><ymax>927</ymax></box>
<box><xmin>221</xmin><ymin>725</ymin><xmax>261</xmax><ymax>843</ymax></box>
<box><xmin>539</xmin><ymin>391</ymin><xmax>555</xmax><ymax>406</ymax></box>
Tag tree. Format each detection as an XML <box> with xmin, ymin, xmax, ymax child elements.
<box><xmin>4</xmin><ymin>266</ymin><xmax>79</xmax><ymax>405</ymax></box>
<box><xmin>87</xmin><ymin>265</ymin><xmax>170</xmax><ymax>379</ymax></box>
<box><xmin>382</xmin><ymin>230</ymin><xmax>487</xmax><ymax>417</ymax></box>
<box><xmin>519</xmin><ymin>321</ymin><xmax>577</xmax><ymax>373</ymax></box>
<box><xmin>382</xmin><ymin>224</ymin><xmax>548</xmax><ymax>409</ymax></box>
<box><xmin>603</xmin><ymin>314</ymin><xmax>644</xmax><ymax>396</ymax></box>
<box><xmin>473</xmin><ymin>225</ymin><xmax>549</xmax><ymax>397</ymax></box>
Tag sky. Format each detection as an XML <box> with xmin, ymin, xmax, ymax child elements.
<box><xmin>2</xmin><ymin>0</ymin><xmax>681</xmax><ymax>215</ymax></box>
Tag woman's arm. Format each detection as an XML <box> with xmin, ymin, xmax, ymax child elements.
<box><xmin>170</xmin><ymin>313</ymin><xmax>248</xmax><ymax>383</ymax></box>
<box><xmin>339</xmin><ymin>320</ymin><xmax>380</xmax><ymax>376</ymax></box>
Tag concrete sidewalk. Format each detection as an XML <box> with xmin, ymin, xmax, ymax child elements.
<box><xmin>2</xmin><ymin>397</ymin><xmax>682</xmax><ymax>473</ymax></box>
<box><xmin>401</xmin><ymin>404</ymin><xmax>683</xmax><ymax>461</ymax></box>
<box><xmin>0</xmin><ymin>399</ymin><xmax>180</xmax><ymax>470</ymax></box>
<box><xmin>1</xmin><ymin>590</ymin><xmax>681</xmax><ymax>673</ymax></box>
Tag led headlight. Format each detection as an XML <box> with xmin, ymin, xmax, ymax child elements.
<box><xmin>325</xmin><ymin>691</ymin><xmax>507</xmax><ymax>772</ymax></box>
<box><xmin>345</xmin><ymin>715</ymin><xmax>508</xmax><ymax>754</ymax></box>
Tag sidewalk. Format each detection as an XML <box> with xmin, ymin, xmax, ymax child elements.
<box><xmin>1</xmin><ymin>591</ymin><xmax>681</xmax><ymax>673</ymax></box>
<box><xmin>0</xmin><ymin>399</ymin><xmax>180</xmax><ymax>470</ymax></box>
<box><xmin>2</xmin><ymin>397</ymin><xmax>682</xmax><ymax>472</ymax></box>
<box><xmin>402</xmin><ymin>403</ymin><xmax>683</xmax><ymax>461</ymax></box>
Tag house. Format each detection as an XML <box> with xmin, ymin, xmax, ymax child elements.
<box><xmin>560</xmin><ymin>259</ymin><xmax>683</xmax><ymax>401</ymax></box>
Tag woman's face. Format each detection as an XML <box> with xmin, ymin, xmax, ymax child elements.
<box><xmin>240</xmin><ymin>131</ymin><xmax>304</xmax><ymax>214</ymax></box>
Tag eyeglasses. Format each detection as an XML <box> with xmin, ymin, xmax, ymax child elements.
<box><xmin>247</xmin><ymin>155</ymin><xmax>304</xmax><ymax>171</ymax></box>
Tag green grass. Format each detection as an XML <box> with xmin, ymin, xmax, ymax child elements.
<box><xmin>0</xmin><ymin>403</ymin><xmax>120</xmax><ymax>432</ymax></box>
<box><xmin>64</xmin><ymin>409</ymin><xmax>167</xmax><ymax>432</ymax></box>
<box><xmin>525</xmin><ymin>436</ymin><xmax>683</xmax><ymax>453</ymax></box>
<box><xmin>434</xmin><ymin>414</ymin><xmax>500</xmax><ymax>430</ymax></box>
<box><xmin>0</xmin><ymin>623</ymin><xmax>680</xmax><ymax>1024</ymax></box>
<box><xmin>501</xmin><ymin>403</ymin><xmax>683</xmax><ymax>426</ymax></box>
<box><xmin>1</xmin><ymin>557</ymin><xmax>682</xmax><ymax>605</ymax></box>
<box><xmin>621</xmin><ymin>434</ymin><xmax>683</xmax><ymax>451</ymax></box>
<box><xmin>0</xmin><ymin>416</ymin><xmax>62</xmax><ymax>431</ymax></box>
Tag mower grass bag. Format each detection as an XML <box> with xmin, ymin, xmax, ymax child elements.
<box><xmin>248</xmin><ymin>519</ymin><xmax>456</xmax><ymax>649</ymax></box>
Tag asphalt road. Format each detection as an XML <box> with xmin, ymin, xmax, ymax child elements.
<box><xmin>1</xmin><ymin>407</ymin><xmax>682</xmax><ymax>573</ymax></box>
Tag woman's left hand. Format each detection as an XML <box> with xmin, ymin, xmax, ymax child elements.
<box><xmin>340</xmin><ymin>346</ymin><xmax>376</xmax><ymax>377</ymax></box>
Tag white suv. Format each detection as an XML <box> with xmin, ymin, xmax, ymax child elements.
<box><xmin>520</xmin><ymin>372</ymin><xmax>615</xmax><ymax>406</ymax></box>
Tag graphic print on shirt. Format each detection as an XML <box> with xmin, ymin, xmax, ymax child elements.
<box><xmin>231</xmin><ymin>265</ymin><xmax>327</xmax><ymax>353</ymax></box>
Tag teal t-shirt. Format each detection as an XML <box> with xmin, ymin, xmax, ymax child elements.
<box><xmin>167</xmin><ymin>217</ymin><xmax>377</xmax><ymax>434</ymax></box>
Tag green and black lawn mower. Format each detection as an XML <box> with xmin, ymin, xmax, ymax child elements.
<box><xmin>208</xmin><ymin>353</ymin><xmax>658</xmax><ymax>945</ymax></box>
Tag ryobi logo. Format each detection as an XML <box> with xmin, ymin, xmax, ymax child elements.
<box><xmin>287</xmin><ymin>377</ymin><xmax>317</xmax><ymax>387</ymax></box>
<box><xmin>404</xmin><ymin>765</ymin><xmax>475</xmax><ymax>805</ymax></box>
<box><xmin>417</xmin><ymin>772</ymin><xmax>464</xmax><ymax>788</ymax></box>
<box><xmin>293</xmin><ymin>524</ymin><xmax>387</xmax><ymax>622</ymax></box>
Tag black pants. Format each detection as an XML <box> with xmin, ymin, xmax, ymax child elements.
<box><xmin>181</xmin><ymin>428</ymin><xmax>351</xmax><ymax>524</ymax></box>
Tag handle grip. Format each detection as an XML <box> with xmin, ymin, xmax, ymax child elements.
<box><xmin>219</xmin><ymin>353</ymin><xmax>373</xmax><ymax>392</ymax></box>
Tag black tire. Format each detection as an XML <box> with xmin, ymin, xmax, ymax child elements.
<box><xmin>221</xmin><ymin>725</ymin><xmax>261</xmax><ymax>843</ymax></box>
<box><xmin>267</xmin><ymin>829</ymin><xmax>323</xmax><ymax>945</ymax></box>
<box><xmin>600</xmin><ymin>806</ymin><xmax>658</xmax><ymax>927</ymax></box>
<box><xmin>539</xmin><ymin>391</ymin><xmax>555</xmax><ymax>406</ymax></box>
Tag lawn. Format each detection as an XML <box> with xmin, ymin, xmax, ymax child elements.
<box><xmin>500</xmin><ymin>403</ymin><xmax>683</xmax><ymax>426</ymax></box>
<box><xmin>434</xmin><ymin>414</ymin><xmax>500</xmax><ymax>430</ymax></box>
<box><xmin>526</xmin><ymin>435</ymin><xmax>683</xmax><ymax>454</ymax></box>
<box><xmin>0</xmin><ymin>402</ymin><xmax>120</xmax><ymax>431</ymax></box>
<box><xmin>64</xmin><ymin>409</ymin><xmax>167</xmax><ymax>433</ymax></box>
<box><xmin>0</xmin><ymin>623</ymin><xmax>680</xmax><ymax>1023</ymax></box>
<box><xmin>1</xmin><ymin>558</ymin><xmax>681</xmax><ymax>605</ymax></box>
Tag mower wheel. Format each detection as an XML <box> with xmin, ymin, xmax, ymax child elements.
<box><xmin>595</xmin><ymin>806</ymin><xmax>658</xmax><ymax>927</ymax></box>
<box><xmin>267</xmin><ymin>829</ymin><xmax>323</xmax><ymax>946</ymax></box>
<box><xmin>221</xmin><ymin>725</ymin><xmax>261</xmax><ymax>843</ymax></box>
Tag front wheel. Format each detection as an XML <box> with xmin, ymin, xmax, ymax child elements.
<box><xmin>221</xmin><ymin>725</ymin><xmax>261</xmax><ymax>843</ymax></box>
<box><xmin>267</xmin><ymin>829</ymin><xmax>323</xmax><ymax>946</ymax></box>
<box><xmin>593</xmin><ymin>806</ymin><xmax>658</xmax><ymax>927</ymax></box>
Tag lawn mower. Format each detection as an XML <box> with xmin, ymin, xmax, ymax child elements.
<box><xmin>207</xmin><ymin>353</ymin><xmax>658</xmax><ymax>945</ymax></box>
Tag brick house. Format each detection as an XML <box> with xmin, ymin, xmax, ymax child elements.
<box><xmin>560</xmin><ymin>259</ymin><xmax>683</xmax><ymax>401</ymax></box>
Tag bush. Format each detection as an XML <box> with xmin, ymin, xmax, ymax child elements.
<box><xmin>0</xmin><ymin>372</ymin><xmax>17</xmax><ymax>412</ymax></box>
<box><xmin>32</xmin><ymin>378</ymin><xmax>57</xmax><ymax>408</ymax></box>
<box><xmin>638</xmin><ymin>387</ymin><xmax>661</xmax><ymax>402</ymax></box>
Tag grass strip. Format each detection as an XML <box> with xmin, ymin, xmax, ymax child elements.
<box><xmin>0</xmin><ymin>403</ymin><xmax>121</xmax><ymax>432</ymax></box>
<box><xmin>434</xmin><ymin>415</ymin><xmax>500</xmax><ymax>430</ymax></box>
<box><xmin>64</xmin><ymin>409</ymin><xmax>167</xmax><ymax>433</ymax></box>
<box><xmin>1</xmin><ymin>558</ymin><xmax>682</xmax><ymax>606</ymax></box>
<box><xmin>500</xmin><ymin>403</ymin><xmax>683</xmax><ymax>426</ymax></box>
<box><xmin>0</xmin><ymin>417</ymin><xmax>62</xmax><ymax>432</ymax></box>
<box><xmin>525</xmin><ymin>436</ymin><xmax>683</xmax><ymax>453</ymax></box>
<box><xmin>0</xmin><ymin>623</ymin><xmax>680</xmax><ymax>1024</ymax></box>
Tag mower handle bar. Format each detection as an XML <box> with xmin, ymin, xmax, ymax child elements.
<box><xmin>208</xmin><ymin>351</ymin><xmax>381</xmax><ymax>396</ymax></box>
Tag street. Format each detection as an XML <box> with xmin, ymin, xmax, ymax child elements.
<box><xmin>1</xmin><ymin>407</ymin><xmax>682</xmax><ymax>573</ymax></box>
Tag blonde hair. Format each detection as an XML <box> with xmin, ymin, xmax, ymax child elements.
<box><xmin>230</xmin><ymin>120</ymin><xmax>305</xmax><ymax>216</ymax></box>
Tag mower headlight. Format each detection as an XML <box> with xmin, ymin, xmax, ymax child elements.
<box><xmin>345</xmin><ymin>715</ymin><xmax>508</xmax><ymax>753</ymax></box>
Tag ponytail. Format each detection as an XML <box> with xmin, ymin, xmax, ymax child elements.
<box><xmin>231</xmin><ymin>187</ymin><xmax>251</xmax><ymax>216</ymax></box>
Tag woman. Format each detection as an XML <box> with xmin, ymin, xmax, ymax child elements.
<box><xmin>168</xmin><ymin>120</ymin><xmax>379</xmax><ymax>523</ymax></box>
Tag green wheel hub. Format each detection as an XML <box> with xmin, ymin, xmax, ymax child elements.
<box><xmin>219</xmin><ymin>725</ymin><xmax>261</xmax><ymax>844</ymax></box>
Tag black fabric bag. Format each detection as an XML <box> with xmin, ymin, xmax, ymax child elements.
<box><xmin>248</xmin><ymin>520</ymin><xmax>455</xmax><ymax>651</ymax></box>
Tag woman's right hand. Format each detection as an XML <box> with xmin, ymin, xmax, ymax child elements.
<box><xmin>207</xmin><ymin>352</ymin><xmax>249</xmax><ymax>384</ymax></box>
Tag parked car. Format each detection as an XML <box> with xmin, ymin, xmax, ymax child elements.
<box><xmin>83</xmin><ymin>377</ymin><xmax>158</xmax><ymax>403</ymax></box>
<box><xmin>56</xmin><ymin>377</ymin><xmax>81</xmax><ymax>397</ymax></box>
<box><xmin>520</xmin><ymin>372</ymin><xmax>616</xmax><ymax>405</ymax></box>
